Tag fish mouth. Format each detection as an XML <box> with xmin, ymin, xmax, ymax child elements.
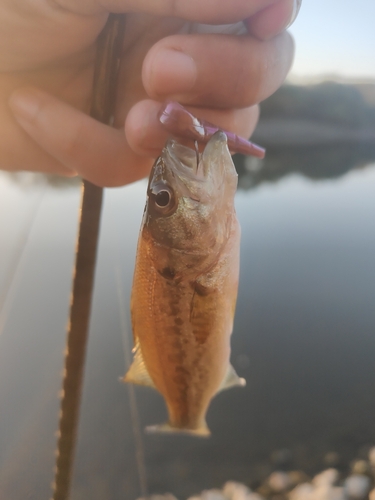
<box><xmin>162</xmin><ymin>140</ymin><xmax>200</xmax><ymax>177</ymax></box>
<box><xmin>162</xmin><ymin>131</ymin><xmax>231</xmax><ymax>180</ymax></box>
<box><xmin>148</xmin><ymin>131</ymin><xmax>236</xmax><ymax>203</ymax></box>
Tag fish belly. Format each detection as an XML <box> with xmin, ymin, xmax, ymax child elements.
<box><xmin>128</xmin><ymin>221</ymin><xmax>241</xmax><ymax>434</ymax></box>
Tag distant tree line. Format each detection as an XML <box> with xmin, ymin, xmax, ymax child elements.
<box><xmin>234</xmin><ymin>142</ymin><xmax>375</xmax><ymax>190</ymax></box>
<box><xmin>260</xmin><ymin>82</ymin><xmax>375</xmax><ymax>128</ymax></box>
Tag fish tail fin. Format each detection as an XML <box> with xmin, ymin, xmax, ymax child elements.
<box><xmin>145</xmin><ymin>422</ymin><xmax>211</xmax><ymax>438</ymax></box>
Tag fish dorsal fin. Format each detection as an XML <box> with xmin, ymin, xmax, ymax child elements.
<box><xmin>218</xmin><ymin>364</ymin><xmax>246</xmax><ymax>393</ymax></box>
<box><xmin>122</xmin><ymin>345</ymin><xmax>156</xmax><ymax>389</ymax></box>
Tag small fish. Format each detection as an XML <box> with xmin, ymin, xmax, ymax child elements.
<box><xmin>123</xmin><ymin>131</ymin><xmax>245</xmax><ymax>437</ymax></box>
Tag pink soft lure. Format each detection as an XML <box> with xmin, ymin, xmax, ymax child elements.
<box><xmin>159</xmin><ymin>101</ymin><xmax>265</xmax><ymax>159</ymax></box>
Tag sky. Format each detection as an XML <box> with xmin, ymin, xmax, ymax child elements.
<box><xmin>288</xmin><ymin>0</ymin><xmax>375</xmax><ymax>81</ymax></box>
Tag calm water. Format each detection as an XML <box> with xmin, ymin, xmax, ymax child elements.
<box><xmin>0</xmin><ymin>147</ymin><xmax>374</xmax><ymax>500</ymax></box>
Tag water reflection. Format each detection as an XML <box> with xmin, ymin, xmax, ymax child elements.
<box><xmin>0</xmin><ymin>146</ymin><xmax>374</xmax><ymax>499</ymax></box>
<box><xmin>235</xmin><ymin>143</ymin><xmax>375</xmax><ymax>189</ymax></box>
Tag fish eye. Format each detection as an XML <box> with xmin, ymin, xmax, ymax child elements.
<box><xmin>155</xmin><ymin>190</ymin><xmax>170</xmax><ymax>208</ymax></box>
<box><xmin>149</xmin><ymin>183</ymin><xmax>177</xmax><ymax>215</ymax></box>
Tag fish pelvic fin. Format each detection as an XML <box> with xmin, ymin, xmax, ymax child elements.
<box><xmin>121</xmin><ymin>346</ymin><xmax>156</xmax><ymax>389</ymax></box>
<box><xmin>218</xmin><ymin>364</ymin><xmax>246</xmax><ymax>393</ymax></box>
<box><xmin>146</xmin><ymin>422</ymin><xmax>211</xmax><ymax>438</ymax></box>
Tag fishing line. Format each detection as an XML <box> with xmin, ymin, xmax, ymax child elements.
<box><xmin>194</xmin><ymin>140</ymin><xmax>200</xmax><ymax>173</ymax></box>
<box><xmin>0</xmin><ymin>183</ymin><xmax>47</xmax><ymax>337</ymax></box>
<box><xmin>115</xmin><ymin>265</ymin><xmax>148</xmax><ymax>498</ymax></box>
<box><xmin>108</xmin><ymin>184</ymin><xmax>148</xmax><ymax>497</ymax></box>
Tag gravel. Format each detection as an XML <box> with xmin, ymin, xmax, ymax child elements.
<box><xmin>137</xmin><ymin>447</ymin><xmax>375</xmax><ymax>500</ymax></box>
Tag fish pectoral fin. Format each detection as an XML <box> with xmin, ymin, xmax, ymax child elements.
<box><xmin>121</xmin><ymin>348</ymin><xmax>156</xmax><ymax>389</ymax></box>
<box><xmin>218</xmin><ymin>364</ymin><xmax>246</xmax><ymax>393</ymax></box>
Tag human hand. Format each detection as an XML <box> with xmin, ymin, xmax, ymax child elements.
<box><xmin>5</xmin><ymin>0</ymin><xmax>298</xmax><ymax>187</ymax></box>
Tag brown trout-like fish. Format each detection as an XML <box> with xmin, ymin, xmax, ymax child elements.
<box><xmin>123</xmin><ymin>131</ymin><xmax>245</xmax><ymax>436</ymax></box>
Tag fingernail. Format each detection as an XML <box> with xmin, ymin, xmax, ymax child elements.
<box><xmin>9</xmin><ymin>90</ymin><xmax>41</xmax><ymax>123</ymax></box>
<box><xmin>147</xmin><ymin>49</ymin><xmax>197</xmax><ymax>96</ymax></box>
<box><xmin>286</xmin><ymin>0</ymin><xmax>302</xmax><ymax>29</ymax></box>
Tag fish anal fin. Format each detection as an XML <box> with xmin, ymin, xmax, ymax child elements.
<box><xmin>121</xmin><ymin>346</ymin><xmax>155</xmax><ymax>389</ymax></box>
<box><xmin>146</xmin><ymin>422</ymin><xmax>210</xmax><ymax>438</ymax></box>
<box><xmin>218</xmin><ymin>364</ymin><xmax>246</xmax><ymax>393</ymax></box>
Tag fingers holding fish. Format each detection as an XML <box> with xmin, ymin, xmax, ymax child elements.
<box><xmin>55</xmin><ymin>0</ymin><xmax>280</xmax><ymax>23</ymax></box>
<box><xmin>188</xmin><ymin>0</ymin><xmax>300</xmax><ymax>40</ymax></box>
<box><xmin>8</xmin><ymin>86</ymin><xmax>259</xmax><ymax>187</ymax></box>
<box><xmin>0</xmin><ymin>88</ymin><xmax>75</xmax><ymax>176</ymax></box>
<box><xmin>125</xmin><ymin>99</ymin><xmax>260</xmax><ymax>157</ymax></box>
<box><xmin>9</xmin><ymin>87</ymin><xmax>153</xmax><ymax>186</ymax></box>
<box><xmin>245</xmin><ymin>0</ymin><xmax>301</xmax><ymax>40</ymax></box>
<box><xmin>142</xmin><ymin>31</ymin><xmax>294</xmax><ymax>108</ymax></box>
<box><xmin>5</xmin><ymin>0</ymin><xmax>296</xmax><ymax>184</ymax></box>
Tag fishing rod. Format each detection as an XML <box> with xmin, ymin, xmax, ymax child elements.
<box><xmin>52</xmin><ymin>14</ymin><xmax>126</xmax><ymax>500</ymax></box>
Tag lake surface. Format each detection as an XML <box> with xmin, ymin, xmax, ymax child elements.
<box><xmin>0</xmin><ymin>147</ymin><xmax>374</xmax><ymax>500</ymax></box>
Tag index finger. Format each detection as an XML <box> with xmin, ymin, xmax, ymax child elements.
<box><xmin>62</xmin><ymin>0</ymin><xmax>279</xmax><ymax>23</ymax></box>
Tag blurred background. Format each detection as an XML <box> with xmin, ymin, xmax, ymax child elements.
<box><xmin>0</xmin><ymin>1</ymin><xmax>375</xmax><ymax>499</ymax></box>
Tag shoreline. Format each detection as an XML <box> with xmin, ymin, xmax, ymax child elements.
<box><xmin>252</xmin><ymin>118</ymin><xmax>375</xmax><ymax>147</ymax></box>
